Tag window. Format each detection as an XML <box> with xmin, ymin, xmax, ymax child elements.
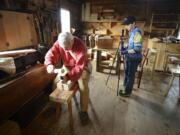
<box><xmin>177</xmin><ymin>26</ymin><xmax>180</xmax><ymax>40</ymax></box>
<box><xmin>60</xmin><ymin>8</ymin><xmax>70</xmax><ymax>32</ymax></box>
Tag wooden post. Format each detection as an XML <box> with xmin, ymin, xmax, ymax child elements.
<box><xmin>68</xmin><ymin>100</ymin><xmax>73</xmax><ymax>131</ymax></box>
<box><xmin>151</xmin><ymin>51</ymin><xmax>158</xmax><ymax>77</ymax></box>
<box><xmin>56</xmin><ymin>103</ymin><xmax>61</xmax><ymax>119</ymax></box>
<box><xmin>179</xmin><ymin>76</ymin><xmax>180</xmax><ymax>99</ymax></box>
<box><xmin>165</xmin><ymin>73</ymin><xmax>175</xmax><ymax>96</ymax></box>
<box><xmin>116</xmin><ymin>53</ymin><xmax>121</xmax><ymax>75</ymax></box>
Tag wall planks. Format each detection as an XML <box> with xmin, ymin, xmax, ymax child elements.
<box><xmin>0</xmin><ymin>11</ymin><xmax>38</xmax><ymax>51</ymax></box>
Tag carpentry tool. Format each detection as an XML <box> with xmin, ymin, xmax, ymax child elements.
<box><xmin>54</xmin><ymin>65</ymin><xmax>69</xmax><ymax>76</ymax></box>
<box><xmin>57</xmin><ymin>80</ymin><xmax>74</xmax><ymax>91</ymax></box>
<box><xmin>54</xmin><ymin>65</ymin><xmax>74</xmax><ymax>91</ymax></box>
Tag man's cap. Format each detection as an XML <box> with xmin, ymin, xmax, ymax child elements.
<box><xmin>122</xmin><ymin>16</ymin><xmax>136</xmax><ymax>25</ymax></box>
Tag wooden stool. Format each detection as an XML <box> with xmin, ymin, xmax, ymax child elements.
<box><xmin>49</xmin><ymin>83</ymin><xmax>78</xmax><ymax>131</ymax></box>
<box><xmin>164</xmin><ymin>65</ymin><xmax>180</xmax><ymax>99</ymax></box>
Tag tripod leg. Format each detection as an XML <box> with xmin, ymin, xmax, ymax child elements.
<box><xmin>116</xmin><ymin>51</ymin><xmax>121</xmax><ymax>75</ymax></box>
<box><xmin>96</xmin><ymin>50</ymin><xmax>102</xmax><ymax>72</ymax></box>
<box><xmin>106</xmin><ymin>47</ymin><xmax>119</xmax><ymax>85</ymax></box>
<box><xmin>117</xmin><ymin>54</ymin><xmax>121</xmax><ymax>96</ymax></box>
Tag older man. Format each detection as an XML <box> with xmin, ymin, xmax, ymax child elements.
<box><xmin>44</xmin><ymin>32</ymin><xmax>91</xmax><ymax>123</ymax></box>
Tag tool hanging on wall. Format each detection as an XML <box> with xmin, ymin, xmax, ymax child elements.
<box><xmin>33</xmin><ymin>9</ymin><xmax>45</xmax><ymax>44</ymax></box>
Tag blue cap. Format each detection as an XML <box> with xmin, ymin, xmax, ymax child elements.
<box><xmin>122</xmin><ymin>16</ymin><xmax>136</xmax><ymax>25</ymax></box>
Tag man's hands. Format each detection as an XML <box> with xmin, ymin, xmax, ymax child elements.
<box><xmin>46</xmin><ymin>65</ymin><xmax>69</xmax><ymax>75</ymax></box>
<box><xmin>54</xmin><ymin>68</ymin><xmax>66</xmax><ymax>76</ymax></box>
<box><xmin>46</xmin><ymin>64</ymin><xmax>54</xmax><ymax>74</ymax></box>
<box><xmin>54</xmin><ymin>65</ymin><xmax>69</xmax><ymax>77</ymax></box>
<box><xmin>120</xmin><ymin>46</ymin><xmax>136</xmax><ymax>55</ymax></box>
<box><xmin>128</xmin><ymin>49</ymin><xmax>135</xmax><ymax>54</ymax></box>
<box><xmin>46</xmin><ymin>64</ymin><xmax>69</xmax><ymax>83</ymax></box>
<box><xmin>120</xmin><ymin>46</ymin><xmax>128</xmax><ymax>55</ymax></box>
<box><xmin>46</xmin><ymin>65</ymin><xmax>69</xmax><ymax>83</ymax></box>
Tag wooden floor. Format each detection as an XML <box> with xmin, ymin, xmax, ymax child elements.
<box><xmin>22</xmin><ymin>61</ymin><xmax>180</xmax><ymax>135</ymax></box>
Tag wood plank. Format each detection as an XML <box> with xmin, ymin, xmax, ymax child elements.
<box><xmin>0</xmin><ymin>13</ymin><xmax>7</xmax><ymax>51</ymax></box>
<box><xmin>0</xmin><ymin>49</ymin><xmax>36</xmax><ymax>57</ymax></box>
<box><xmin>17</xmin><ymin>13</ymin><xmax>33</xmax><ymax>47</ymax></box>
<box><xmin>1</xmin><ymin>11</ymin><xmax>21</xmax><ymax>50</ymax></box>
<box><xmin>0</xmin><ymin>11</ymin><xmax>37</xmax><ymax>51</ymax></box>
<box><xmin>17</xmin><ymin>13</ymin><xmax>37</xmax><ymax>46</ymax></box>
<box><xmin>28</xmin><ymin>14</ymin><xmax>38</xmax><ymax>45</ymax></box>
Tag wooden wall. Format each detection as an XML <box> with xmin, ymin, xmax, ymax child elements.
<box><xmin>0</xmin><ymin>0</ymin><xmax>82</xmax><ymax>50</ymax></box>
<box><xmin>0</xmin><ymin>11</ymin><xmax>37</xmax><ymax>51</ymax></box>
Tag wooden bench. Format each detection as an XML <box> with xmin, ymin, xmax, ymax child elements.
<box><xmin>49</xmin><ymin>83</ymin><xmax>79</xmax><ymax>131</ymax></box>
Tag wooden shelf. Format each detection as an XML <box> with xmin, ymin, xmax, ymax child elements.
<box><xmin>152</xmin><ymin>21</ymin><xmax>179</xmax><ymax>23</ymax></box>
<box><xmin>152</xmin><ymin>28</ymin><xmax>176</xmax><ymax>30</ymax></box>
<box><xmin>153</xmin><ymin>14</ymin><xmax>180</xmax><ymax>16</ymax></box>
<box><xmin>83</xmin><ymin>20</ymin><xmax>120</xmax><ymax>23</ymax></box>
<box><xmin>83</xmin><ymin>20</ymin><xmax>145</xmax><ymax>23</ymax></box>
<box><xmin>149</xmin><ymin>13</ymin><xmax>180</xmax><ymax>37</ymax></box>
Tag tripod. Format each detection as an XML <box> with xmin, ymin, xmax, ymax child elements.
<box><xmin>106</xmin><ymin>30</ymin><xmax>125</xmax><ymax>96</ymax></box>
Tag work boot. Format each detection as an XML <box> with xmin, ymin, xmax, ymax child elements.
<box><xmin>119</xmin><ymin>85</ymin><xmax>125</xmax><ymax>92</ymax></box>
<box><xmin>119</xmin><ymin>86</ymin><xmax>126</xmax><ymax>94</ymax></box>
<box><xmin>119</xmin><ymin>89</ymin><xmax>125</xmax><ymax>93</ymax></box>
<box><xmin>79</xmin><ymin>111</ymin><xmax>89</xmax><ymax>125</ymax></box>
<box><xmin>119</xmin><ymin>90</ymin><xmax>131</xmax><ymax>97</ymax></box>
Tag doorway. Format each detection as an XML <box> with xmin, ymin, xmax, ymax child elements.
<box><xmin>60</xmin><ymin>8</ymin><xmax>70</xmax><ymax>32</ymax></box>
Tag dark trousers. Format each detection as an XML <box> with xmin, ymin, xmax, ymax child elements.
<box><xmin>124</xmin><ymin>60</ymin><xmax>140</xmax><ymax>94</ymax></box>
